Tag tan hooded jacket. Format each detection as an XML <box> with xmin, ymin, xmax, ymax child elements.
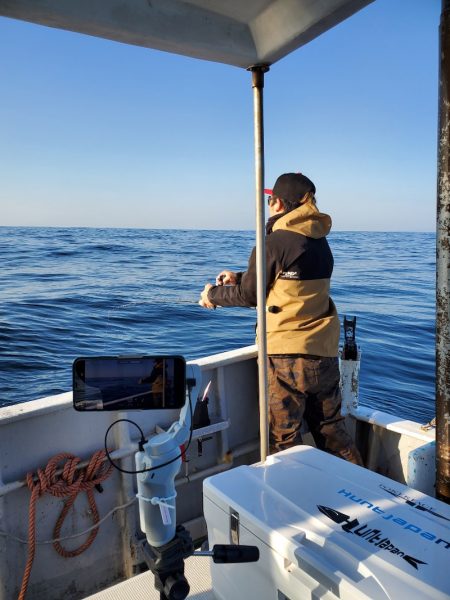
<box><xmin>208</xmin><ymin>198</ymin><xmax>340</xmax><ymax>356</ymax></box>
<box><xmin>265</xmin><ymin>199</ymin><xmax>340</xmax><ymax>356</ymax></box>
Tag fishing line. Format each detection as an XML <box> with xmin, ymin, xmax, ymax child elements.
<box><xmin>106</xmin><ymin>298</ymin><xmax>198</xmax><ymax>322</ymax></box>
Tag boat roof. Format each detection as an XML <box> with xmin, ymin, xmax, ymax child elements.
<box><xmin>0</xmin><ymin>0</ymin><xmax>374</xmax><ymax>68</ymax></box>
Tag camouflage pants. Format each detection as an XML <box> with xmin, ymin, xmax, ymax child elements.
<box><xmin>268</xmin><ymin>355</ymin><xmax>363</xmax><ymax>465</ymax></box>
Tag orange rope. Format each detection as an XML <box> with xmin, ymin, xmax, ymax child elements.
<box><xmin>18</xmin><ymin>450</ymin><xmax>114</xmax><ymax>600</ymax></box>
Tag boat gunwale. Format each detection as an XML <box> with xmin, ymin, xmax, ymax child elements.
<box><xmin>0</xmin><ymin>344</ymin><xmax>435</xmax><ymax>447</ymax></box>
<box><xmin>0</xmin><ymin>345</ymin><xmax>258</xmax><ymax>425</ymax></box>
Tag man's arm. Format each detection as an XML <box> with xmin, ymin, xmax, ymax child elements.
<box><xmin>206</xmin><ymin>244</ymin><xmax>279</xmax><ymax>308</ymax></box>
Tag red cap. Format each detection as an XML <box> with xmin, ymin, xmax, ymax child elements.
<box><xmin>264</xmin><ymin>188</ymin><xmax>273</xmax><ymax>195</ymax></box>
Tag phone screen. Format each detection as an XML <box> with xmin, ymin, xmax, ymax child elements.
<box><xmin>73</xmin><ymin>355</ymin><xmax>186</xmax><ymax>411</ymax></box>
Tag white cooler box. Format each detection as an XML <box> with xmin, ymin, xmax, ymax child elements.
<box><xmin>203</xmin><ymin>446</ymin><xmax>450</xmax><ymax>600</ymax></box>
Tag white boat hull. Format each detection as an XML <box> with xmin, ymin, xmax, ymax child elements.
<box><xmin>0</xmin><ymin>346</ymin><xmax>436</xmax><ymax>600</ymax></box>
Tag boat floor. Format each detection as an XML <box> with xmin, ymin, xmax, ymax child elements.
<box><xmin>84</xmin><ymin>557</ymin><xmax>214</xmax><ymax>599</ymax></box>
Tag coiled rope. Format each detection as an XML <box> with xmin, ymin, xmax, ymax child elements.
<box><xmin>18</xmin><ymin>450</ymin><xmax>114</xmax><ymax>600</ymax></box>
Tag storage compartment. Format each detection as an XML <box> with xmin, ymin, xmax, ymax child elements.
<box><xmin>204</xmin><ymin>446</ymin><xmax>450</xmax><ymax>600</ymax></box>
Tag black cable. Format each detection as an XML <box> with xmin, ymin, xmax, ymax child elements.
<box><xmin>104</xmin><ymin>388</ymin><xmax>194</xmax><ymax>475</ymax></box>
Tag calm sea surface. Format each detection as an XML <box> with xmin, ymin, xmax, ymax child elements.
<box><xmin>0</xmin><ymin>227</ymin><xmax>435</xmax><ymax>423</ymax></box>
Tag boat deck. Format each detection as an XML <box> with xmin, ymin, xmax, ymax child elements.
<box><xmin>84</xmin><ymin>557</ymin><xmax>214</xmax><ymax>600</ymax></box>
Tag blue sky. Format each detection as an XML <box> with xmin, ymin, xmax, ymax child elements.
<box><xmin>0</xmin><ymin>1</ymin><xmax>440</xmax><ymax>231</ymax></box>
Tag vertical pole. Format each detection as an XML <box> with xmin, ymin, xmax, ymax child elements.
<box><xmin>249</xmin><ymin>65</ymin><xmax>270</xmax><ymax>462</ymax></box>
<box><xmin>436</xmin><ymin>0</ymin><xmax>450</xmax><ymax>504</ymax></box>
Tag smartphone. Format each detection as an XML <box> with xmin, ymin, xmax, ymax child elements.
<box><xmin>73</xmin><ymin>355</ymin><xmax>186</xmax><ymax>411</ymax></box>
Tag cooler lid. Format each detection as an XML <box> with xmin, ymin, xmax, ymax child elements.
<box><xmin>203</xmin><ymin>446</ymin><xmax>450</xmax><ymax>599</ymax></box>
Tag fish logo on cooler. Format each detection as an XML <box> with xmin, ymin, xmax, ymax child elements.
<box><xmin>317</xmin><ymin>505</ymin><xmax>426</xmax><ymax>570</ymax></box>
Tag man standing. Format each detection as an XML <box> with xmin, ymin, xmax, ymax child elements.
<box><xmin>199</xmin><ymin>173</ymin><xmax>362</xmax><ymax>465</ymax></box>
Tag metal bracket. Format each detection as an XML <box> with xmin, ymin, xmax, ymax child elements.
<box><xmin>230</xmin><ymin>509</ymin><xmax>240</xmax><ymax>545</ymax></box>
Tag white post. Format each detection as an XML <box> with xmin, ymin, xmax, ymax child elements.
<box><xmin>339</xmin><ymin>349</ymin><xmax>361</xmax><ymax>416</ymax></box>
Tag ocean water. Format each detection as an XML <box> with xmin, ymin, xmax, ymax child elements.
<box><xmin>0</xmin><ymin>227</ymin><xmax>435</xmax><ymax>424</ymax></box>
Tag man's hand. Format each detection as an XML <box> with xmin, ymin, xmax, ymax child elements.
<box><xmin>199</xmin><ymin>283</ymin><xmax>216</xmax><ymax>309</ymax></box>
<box><xmin>215</xmin><ymin>270</ymin><xmax>238</xmax><ymax>285</ymax></box>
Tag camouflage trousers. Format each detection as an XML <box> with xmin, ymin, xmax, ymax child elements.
<box><xmin>268</xmin><ymin>355</ymin><xmax>363</xmax><ymax>465</ymax></box>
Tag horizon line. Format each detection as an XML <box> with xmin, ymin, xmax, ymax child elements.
<box><xmin>0</xmin><ymin>225</ymin><xmax>436</xmax><ymax>234</ymax></box>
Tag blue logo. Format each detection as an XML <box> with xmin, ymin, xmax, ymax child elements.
<box><xmin>336</xmin><ymin>488</ymin><xmax>450</xmax><ymax>550</ymax></box>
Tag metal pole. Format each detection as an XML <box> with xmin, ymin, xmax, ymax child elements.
<box><xmin>249</xmin><ymin>65</ymin><xmax>270</xmax><ymax>462</ymax></box>
<box><xmin>436</xmin><ymin>0</ymin><xmax>450</xmax><ymax>504</ymax></box>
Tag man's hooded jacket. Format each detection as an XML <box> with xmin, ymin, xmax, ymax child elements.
<box><xmin>207</xmin><ymin>199</ymin><xmax>340</xmax><ymax>356</ymax></box>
